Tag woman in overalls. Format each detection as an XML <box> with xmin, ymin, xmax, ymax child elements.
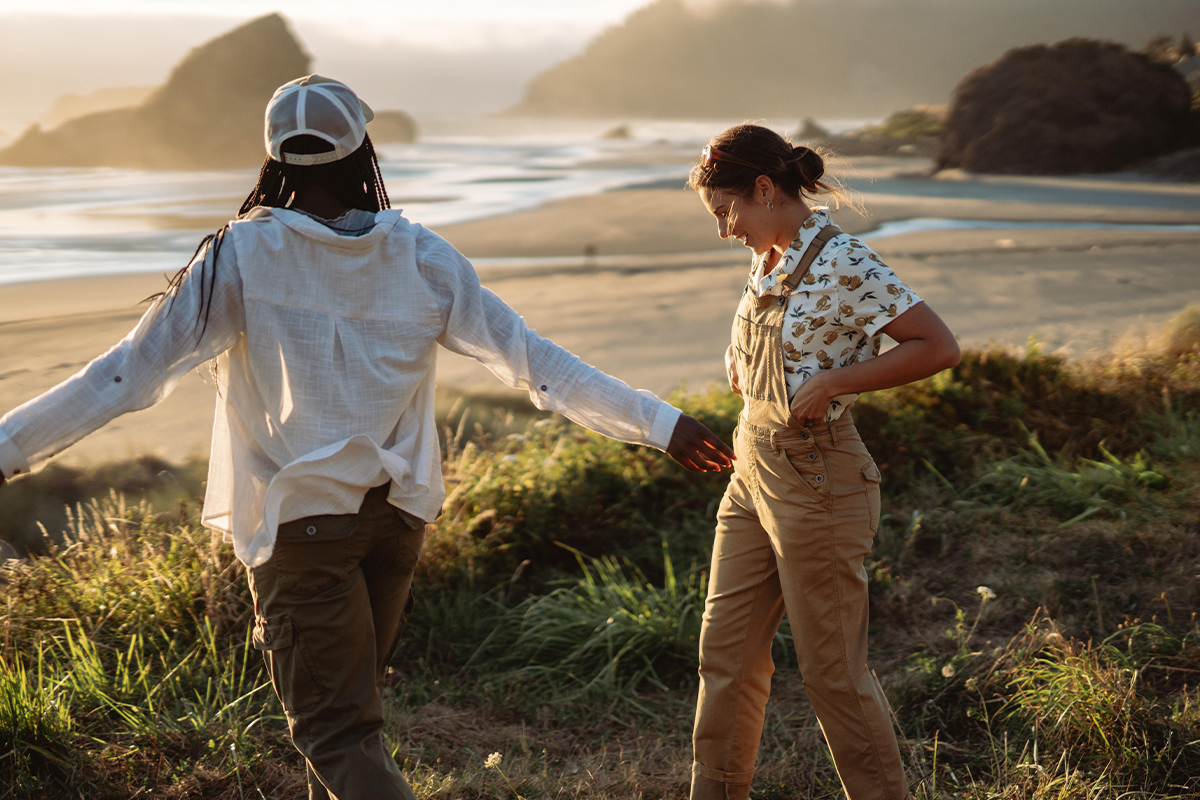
<box><xmin>686</xmin><ymin>124</ymin><xmax>960</xmax><ymax>800</ymax></box>
<box><xmin>0</xmin><ymin>76</ymin><xmax>734</xmax><ymax>800</ymax></box>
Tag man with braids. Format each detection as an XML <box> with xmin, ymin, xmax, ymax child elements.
<box><xmin>0</xmin><ymin>76</ymin><xmax>734</xmax><ymax>800</ymax></box>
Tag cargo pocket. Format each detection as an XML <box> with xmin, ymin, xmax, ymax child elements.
<box><xmin>252</xmin><ymin>614</ymin><xmax>325</xmax><ymax>715</ymax></box>
<box><xmin>273</xmin><ymin>515</ymin><xmax>360</xmax><ymax>595</ymax></box>
<box><xmin>861</xmin><ymin>461</ymin><xmax>882</xmax><ymax>534</ymax></box>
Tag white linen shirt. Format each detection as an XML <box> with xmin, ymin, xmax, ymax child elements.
<box><xmin>748</xmin><ymin>207</ymin><xmax>921</xmax><ymax>421</ymax></box>
<box><xmin>0</xmin><ymin>208</ymin><xmax>680</xmax><ymax>567</ymax></box>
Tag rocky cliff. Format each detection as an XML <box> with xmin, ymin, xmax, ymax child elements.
<box><xmin>509</xmin><ymin>0</ymin><xmax>1200</xmax><ymax>119</ymax></box>
<box><xmin>0</xmin><ymin>14</ymin><xmax>310</xmax><ymax>169</ymax></box>
<box><xmin>937</xmin><ymin>39</ymin><xmax>1197</xmax><ymax>174</ymax></box>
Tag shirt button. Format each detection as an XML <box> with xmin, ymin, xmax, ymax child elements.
<box><xmin>814</xmin><ymin>474</ymin><xmax>824</xmax><ymax>483</ymax></box>
<box><xmin>800</xmin><ymin>432</ymin><xmax>809</xmax><ymax>440</ymax></box>
<box><xmin>807</xmin><ymin>452</ymin><xmax>817</xmax><ymax>460</ymax></box>
<box><xmin>114</xmin><ymin>376</ymin><xmax>122</xmax><ymax>383</ymax></box>
<box><xmin>540</xmin><ymin>385</ymin><xmax>548</xmax><ymax>391</ymax></box>
<box><xmin>306</xmin><ymin>525</ymin><xmax>317</xmax><ymax>536</ymax></box>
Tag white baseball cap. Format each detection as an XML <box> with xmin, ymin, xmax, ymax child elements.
<box><xmin>264</xmin><ymin>75</ymin><xmax>375</xmax><ymax>165</ymax></box>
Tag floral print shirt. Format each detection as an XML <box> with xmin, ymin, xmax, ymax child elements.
<box><xmin>747</xmin><ymin>207</ymin><xmax>921</xmax><ymax>421</ymax></box>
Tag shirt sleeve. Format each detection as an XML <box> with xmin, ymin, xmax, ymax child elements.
<box><xmin>0</xmin><ymin>234</ymin><xmax>245</xmax><ymax>479</ymax></box>
<box><xmin>414</xmin><ymin>227</ymin><xmax>680</xmax><ymax>451</ymax></box>
<box><xmin>832</xmin><ymin>236</ymin><xmax>922</xmax><ymax>337</ymax></box>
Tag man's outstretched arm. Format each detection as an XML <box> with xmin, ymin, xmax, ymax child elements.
<box><xmin>419</xmin><ymin>228</ymin><xmax>733</xmax><ymax>473</ymax></box>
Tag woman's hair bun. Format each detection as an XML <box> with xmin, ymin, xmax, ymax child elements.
<box><xmin>790</xmin><ymin>145</ymin><xmax>825</xmax><ymax>186</ymax></box>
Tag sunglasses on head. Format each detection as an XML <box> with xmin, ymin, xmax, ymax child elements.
<box><xmin>701</xmin><ymin>144</ymin><xmax>765</xmax><ymax>172</ymax></box>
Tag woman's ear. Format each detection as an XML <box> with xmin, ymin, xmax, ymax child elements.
<box><xmin>754</xmin><ymin>174</ymin><xmax>775</xmax><ymax>206</ymax></box>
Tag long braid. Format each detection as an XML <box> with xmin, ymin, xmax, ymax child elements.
<box><xmin>363</xmin><ymin>136</ymin><xmax>390</xmax><ymax>210</ymax></box>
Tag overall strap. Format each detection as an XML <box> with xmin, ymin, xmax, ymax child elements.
<box><xmin>756</xmin><ymin>223</ymin><xmax>842</xmax><ymax>309</ymax></box>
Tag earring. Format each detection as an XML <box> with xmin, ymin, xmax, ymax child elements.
<box><xmin>767</xmin><ymin>200</ymin><xmax>773</xmax><ymax>212</ymax></box>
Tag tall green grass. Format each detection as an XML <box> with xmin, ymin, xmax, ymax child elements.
<box><xmin>1</xmin><ymin>341</ymin><xmax>1199</xmax><ymax>797</ymax></box>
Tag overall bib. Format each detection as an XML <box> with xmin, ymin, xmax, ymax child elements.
<box><xmin>691</xmin><ymin>230</ymin><xmax>909</xmax><ymax>800</ymax></box>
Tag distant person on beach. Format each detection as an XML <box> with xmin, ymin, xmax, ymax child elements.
<box><xmin>0</xmin><ymin>75</ymin><xmax>734</xmax><ymax>800</ymax></box>
<box><xmin>686</xmin><ymin>124</ymin><xmax>960</xmax><ymax>800</ymax></box>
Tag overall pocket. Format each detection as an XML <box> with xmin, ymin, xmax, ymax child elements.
<box><xmin>861</xmin><ymin>460</ymin><xmax>882</xmax><ymax>534</ymax></box>
<box><xmin>735</xmin><ymin>316</ymin><xmax>787</xmax><ymax>405</ymax></box>
<box><xmin>778</xmin><ymin>444</ymin><xmax>830</xmax><ymax>503</ymax></box>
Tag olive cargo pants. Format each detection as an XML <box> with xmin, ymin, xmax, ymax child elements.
<box><xmin>248</xmin><ymin>483</ymin><xmax>424</xmax><ymax>800</ymax></box>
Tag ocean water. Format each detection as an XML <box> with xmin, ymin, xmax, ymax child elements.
<box><xmin>0</xmin><ymin>123</ymin><xmax>713</xmax><ymax>286</ymax></box>
<box><xmin>2</xmin><ymin>118</ymin><xmax>1196</xmax><ymax>286</ymax></box>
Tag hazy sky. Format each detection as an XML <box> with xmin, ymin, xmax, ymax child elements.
<box><xmin>0</xmin><ymin>1</ymin><xmax>664</xmax><ymax>132</ymax></box>
<box><xmin>0</xmin><ymin>1</ymin><xmax>656</xmax><ymax>41</ymax></box>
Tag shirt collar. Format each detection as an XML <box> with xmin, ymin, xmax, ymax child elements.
<box><xmin>750</xmin><ymin>206</ymin><xmax>831</xmax><ymax>289</ymax></box>
<box><xmin>785</xmin><ymin>207</ymin><xmax>832</xmax><ymax>261</ymax></box>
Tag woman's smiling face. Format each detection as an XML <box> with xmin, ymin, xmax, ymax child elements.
<box><xmin>700</xmin><ymin>186</ymin><xmax>775</xmax><ymax>255</ymax></box>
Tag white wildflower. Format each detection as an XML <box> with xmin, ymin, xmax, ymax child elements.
<box><xmin>941</xmin><ymin>664</ymin><xmax>956</xmax><ymax>679</ymax></box>
<box><xmin>976</xmin><ymin>585</ymin><xmax>997</xmax><ymax>601</ymax></box>
<box><xmin>485</xmin><ymin>752</ymin><xmax>503</xmax><ymax>770</ymax></box>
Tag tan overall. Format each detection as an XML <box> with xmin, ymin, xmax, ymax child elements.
<box><xmin>691</xmin><ymin>229</ymin><xmax>910</xmax><ymax>800</ymax></box>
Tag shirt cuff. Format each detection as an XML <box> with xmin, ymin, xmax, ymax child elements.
<box><xmin>647</xmin><ymin>402</ymin><xmax>682</xmax><ymax>452</ymax></box>
<box><xmin>0</xmin><ymin>427</ymin><xmax>31</xmax><ymax>480</ymax></box>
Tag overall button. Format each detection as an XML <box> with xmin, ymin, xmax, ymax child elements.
<box><xmin>306</xmin><ymin>525</ymin><xmax>317</xmax><ymax>536</ymax></box>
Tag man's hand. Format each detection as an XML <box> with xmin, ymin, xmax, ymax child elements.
<box><xmin>724</xmin><ymin>344</ymin><xmax>742</xmax><ymax>397</ymax></box>
<box><xmin>666</xmin><ymin>414</ymin><xmax>735</xmax><ymax>473</ymax></box>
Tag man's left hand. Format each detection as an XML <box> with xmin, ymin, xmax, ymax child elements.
<box><xmin>666</xmin><ymin>414</ymin><xmax>735</xmax><ymax>473</ymax></box>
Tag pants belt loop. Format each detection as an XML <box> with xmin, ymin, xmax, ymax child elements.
<box><xmin>830</xmin><ymin>422</ymin><xmax>840</xmax><ymax>447</ymax></box>
<box><xmin>770</xmin><ymin>430</ymin><xmax>780</xmax><ymax>454</ymax></box>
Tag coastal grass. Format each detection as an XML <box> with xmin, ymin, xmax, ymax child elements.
<box><xmin>2</xmin><ymin>335</ymin><xmax>1200</xmax><ymax>797</ymax></box>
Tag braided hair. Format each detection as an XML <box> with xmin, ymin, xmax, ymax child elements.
<box><xmin>687</xmin><ymin>123</ymin><xmax>833</xmax><ymax>201</ymax></box>
<box><xmin>157</xmin><ymin>133</ymin><xmax>390</xmax><ymax>340</ymax></box>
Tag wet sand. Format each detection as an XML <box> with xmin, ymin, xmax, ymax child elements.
<box><xmin>1</xmin><ymin>158</ymin><xmax>1198</xmax><ymax>467</ymax></box>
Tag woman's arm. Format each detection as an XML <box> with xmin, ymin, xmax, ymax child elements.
<box><xmin>788</xmin><ymin>301</ymin><xmax>960</xmax><ymax>424</ymax></box>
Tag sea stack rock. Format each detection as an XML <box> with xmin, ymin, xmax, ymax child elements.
<box><xmin>0</xmin><ymin>14</ymin><xmax>310</xmax><ymax>169</ymax></box>
<box><xmin>937</xmin><ymin>38</ymin><xmax>1197</xmax><ymax>175</ymax></box>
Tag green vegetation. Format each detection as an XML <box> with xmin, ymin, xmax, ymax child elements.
<box><xmin>2</xmin><ymin>332</ymin><xmax>1200</xmax><ymax>798</ymax></box>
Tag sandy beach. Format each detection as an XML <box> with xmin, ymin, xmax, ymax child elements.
<box><xmin>2</xmin><ymin>156</ymin><xmax>1198</xmax><ymax>467</ymax></box>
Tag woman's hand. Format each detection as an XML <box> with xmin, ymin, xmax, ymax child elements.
<box><xmin>667</xmin><ymin>414</ymin><xmax>735</xmax><ymax>472</ymax></box>
<box><xmin>789</xmin><ymin>302</ymin><xmax>960</xmax><ymax>424</ymax></box>
<box><xmin>789</xmin><ymin>370</ymin><xmax>837</xmax><ymax>425</ymax></box>
<box><xmin>725</xmin><ymin>344</ymin><xmax>742</xmax><ymax>397</ymax></box>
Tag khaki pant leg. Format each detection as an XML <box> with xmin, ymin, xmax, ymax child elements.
<box><xmin>249</xmin><ymin>495</ymin><xmax>417</xmax><ymax>800</ymax></box>
<box><xmin>691</xmin><ymin>465</ymin><xmax>785</xmax><ymax>800</ymax></box>
<box><xmin>755</xmin><ymin>429</ymin><xmax>908</xmax><ymax>800</ymax></box>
